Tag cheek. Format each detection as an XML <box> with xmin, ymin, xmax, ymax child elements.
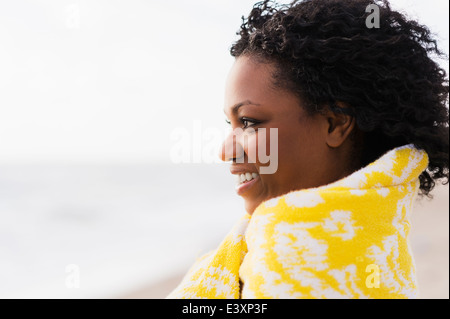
<box><xmin>276</xmin><ymin>127</ymin><xmax>311</xmax><ymax>170</ymax></box>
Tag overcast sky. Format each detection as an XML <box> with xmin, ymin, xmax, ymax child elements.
<box><xmin>0</xmin><ymin>0</ymin><xmax>448</xmax><ymax>164</ymax></box>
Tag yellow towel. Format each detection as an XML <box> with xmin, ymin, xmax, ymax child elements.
<box><xmin>167</xmin><ymin>144</ymin><xmax>429</xmax><ymax>299</ymax></box>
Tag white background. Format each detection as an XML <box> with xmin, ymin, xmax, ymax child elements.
<box><xmin>0</xmin><ymin>0</ymin><xmax>448</xmax><ymax>164</ymax></box>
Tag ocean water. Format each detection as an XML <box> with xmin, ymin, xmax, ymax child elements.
<box><xmin>1</xmin><ymin>162</ymin><xmax>448</xmax><ymax>298</ymax></box>
<box><xmin>0</xmin><ymin>162</ymin><xmax>245</xmax><ymax>298</ymax></box>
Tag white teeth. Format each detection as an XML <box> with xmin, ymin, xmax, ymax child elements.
<box><xmin>236</xmin><ymin>172</ymin><xmax>259</xmax><ymax>185</ymax></box>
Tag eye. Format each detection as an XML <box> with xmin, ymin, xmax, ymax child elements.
<box><xmin>240</xmin><ymin>117</ymin><xmax>260</xmax><ymax>129</ymax></box>
<box><xmin>225</xmin><ymin>119</ymin><xmax>231</xmax><ymax>125</ymax></box>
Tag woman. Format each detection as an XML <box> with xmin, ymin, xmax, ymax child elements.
<box><xmin>168</xmin><ymin>0</ymin><xmax>448</xmax><ymax>298</ymax></box>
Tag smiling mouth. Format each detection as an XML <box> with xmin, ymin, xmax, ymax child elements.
<box><xmin>234</xmin><ymin>172</ymin><xmax>260</xmax><ymax>195</ymax></box>
<box><xmin>236</xmin><ymin>172</ymin><xmax>259</xmax><ymax>185</ymax></box>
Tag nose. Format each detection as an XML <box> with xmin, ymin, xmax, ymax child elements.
<box><xmin>218</xmin><ymin>129</ymin><xmax>244</xmax><ymax>162</ymax></box>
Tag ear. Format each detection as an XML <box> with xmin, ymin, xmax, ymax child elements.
<box><xmin>323</xmin><ymin>103</ymin><xmax>356</xmax><ymax>148</ymax></box>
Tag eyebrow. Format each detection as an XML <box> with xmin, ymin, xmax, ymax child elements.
<box><xmin>224</xmin><ymin>100</ymin><xmax>261</xmax><ymax>115</ymax></box>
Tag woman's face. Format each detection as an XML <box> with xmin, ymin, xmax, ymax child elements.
<box><xmin>220</xmin><ymin>55</ymin><xmax>357</xmax><ymax>214</ymax></box>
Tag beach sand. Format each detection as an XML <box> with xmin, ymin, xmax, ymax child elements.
<box><xmin>121</xmin><ymin>185</ymin><xmax>449</xmax><ymax>299</ymax></box>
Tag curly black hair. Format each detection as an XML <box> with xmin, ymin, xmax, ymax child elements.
<box><xmin>229</xmin><ymin>0</ymin><xmax>449</xmax><ymax>199</ymax></box>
